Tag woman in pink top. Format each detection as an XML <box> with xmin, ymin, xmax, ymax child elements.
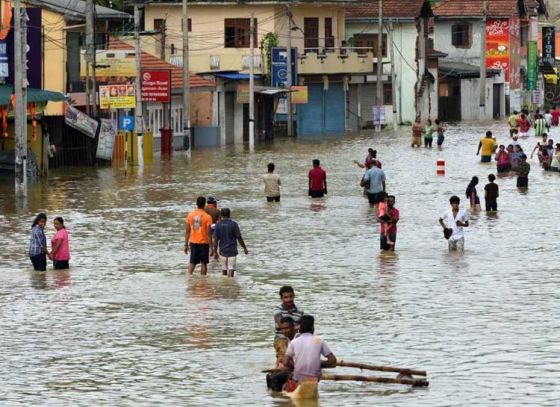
<box><xmin>517</xmin><ymin>113</ymin><xmax>531</xmax><ymax>136</ymax></box>
<box><xmin>49</xmin><ymin>217</ymin><xmax>70</xmax><ymax>269</ymax></box>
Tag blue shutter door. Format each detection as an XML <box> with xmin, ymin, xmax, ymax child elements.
<box><xmin>324</xmin><ymin>83</ymin><xmax>345</xmax><ymax>134</ymax></box>
<box><xmin>297</xmin><ymin>83</ymin><xmax>323</xmax><ymax>136</ymax></box>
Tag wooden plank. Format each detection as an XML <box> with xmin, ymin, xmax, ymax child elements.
<box><xmin>322</xmin><ymin>373</ymin><xmax>429</xmax><ymax>387</ymax></box>
<box><xmin>334</xmin><ymin>360</ymin><xmax>427</xmax><ymax>377</ymax></box>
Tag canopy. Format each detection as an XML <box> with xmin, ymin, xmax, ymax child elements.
<box><xmin>0</xmin><ymin>84</ymin><xmax>67</xmax><ymax>106</ymax></box>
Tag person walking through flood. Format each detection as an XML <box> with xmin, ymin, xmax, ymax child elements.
<box><xmin>361</xmin><ymin>160</ymin><xmax>386</xmax><ymax>208</ymax></box>
<box><xmin>466</xmin><ymin>176</ymin><xmax>481</xmax><ymax>211</ymax></box>
<box><xmin>266</xmin><ymin>317</ymin><xmax>297</xmax><ymax>392</ymax></box>
<box><xmin>435</xmin><ymin>119</ymin><xmax>445</xmax><ymax>150</ymax></box>
<box><xmin>516</xmin><ymin>154</ymin><xmax>530</xmax><ymax>188</ymax></box>
<box><xmin>518</xmin><ymin>113</ymin><xmax>531</xmax><ymax>137</ymax></box>
<box><xmin>377</xmin><ymin>195</ymin><xmax>399</xmax><ymax>251</ymax></box>
<box><xmin>274</xmin><ymin>286</ymin><xmax>304</xmax><ymax>336</ymax></box>
<box><xmin>411</xmin><ymin>117</ymin><xmax>423</xmax><ymax>148</ymax></box>
<box><xmin>439</xmin><ymin>196</ymin><xmax>469</xmax><ymax>253</ymax></box>
<box><xmin>508</xmin><ymin>110</ymin><xmax>519</xmax><ymax>137</ymax></box>
<box><xmin>49</xmin><ymin>217</ymin><xmax>70</xmax><ymax>270</ymax></box>
<box><xmin>534</xmin><ymin>114</ymin><xmax>547</xmax><ymax>138</ymax></box>
<box><xmin>484</xmin><ymin>174</ymin><xmax>499</xmax><ymax>212</ymax></box>
<box><xmin>308</xmin><ymin>159</ymin><xmax>327</xmax><ymax>198</ymax></box>
<box><xmin>213</xmin><ymin>208</ymin><xmax>248</xmax><ymax>278</ymax></box>
<box><xmin>205</xmin><ymin>196</ymin><xmax>221</xmax><ymax>224</ymax></box>
<box><xmin>476</xmin><ymin>131</ymin><xmax>497</xmax><ymax>162</ymax></box>
<box><xmin>29</xmin><ymin>213</ymin><xmax>48</xmax><ymax>271</ymax></box>
<box><xmin>495</xmin><ymin>145</ymin><xmax>511</xmax><ymax>173</ymax></box>
<box><xmin>423</xmin><ymin>119</ymin><xmax>434</xmax><ymax>148</ymax></box>
<box><xmin>264</xmin><ymin>162</ymin><xmax>281</xmax><ymax>202</ymax></box>
<box><xmin>185</xmin><ymin>196</ymin><xmax>214</xmax><ymax>275</ymax></box>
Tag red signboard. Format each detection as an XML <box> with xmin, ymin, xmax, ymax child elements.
<box><xmin>486</xmin><ymin>19</ymin><xmax>510</xmax><ymax>82</ymax></box>
<box><xmin>141</xmin><ymin>70</ymin><xmax>171</xmax><ymax>103</ymax></box>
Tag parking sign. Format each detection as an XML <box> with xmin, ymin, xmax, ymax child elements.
<box><xmin>119</xmin><ymin>115</ymin><xmax>135</xmax><ymax>131</ymax></box>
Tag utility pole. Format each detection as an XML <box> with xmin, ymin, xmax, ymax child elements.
<box><xmin>286</xmin><ymin>4</ymin><xmax>293</xmax><ymax>137</ymax></box>
<box><xmin>249</xmin><ymin>12</ymin><xmax>255</xmax><ymax>148</ymax></box>
<box><xmin>389</xmin><ymin>20</ymin><xmax>398</xmax><ymax>129</ymax></box>
<box><xmin>182</xmin><ymin>0</ymin><xmax>191</xmax><ymax>155</ymax></box>
<box><xmin>85</xmin><ymin>0</ymin><xmax>94</xmax><ymax>115</ymax></box>
<box><xmin>134</xmin><ymin>2</ymin><xmax>143</xmax><ymax>164</ymax></box>
<box><xmin>375</xmin><ymin>0</ymin><xmax>383</xmax><ymax>133</ymax></box>
<box><xmin>14</xmin><ymin>0</ymin><xmax>27</xmax><ymax>195</ymax></box>
<box><xmin>479</xmin><ymin>0</ymin><xmax>488</xmax><ymax>121</ymax></box>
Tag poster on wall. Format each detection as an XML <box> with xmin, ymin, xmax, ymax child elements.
<box><xmin>527</xmin><ymin>41</ymin><xmax>538</xmax><ymax>91</ymax></box>
<box><xmin>486</xmin><ymin>19</ymin><xmax>510</xmax><ymax>82</ymax></box>
<box><xmin>542</xmin><ymin>26</ymin><xmax>555</xmax><ymax>65</ymax></box>
<box><xmin>99</xmin><ymin>84</ymin><xmax>136</xmax><ymax>109</ymax></box>
<box><xmin>291</xmin><ymin>86</ymin><xmax>308</xmax><ymax>104</ymax></box>
<box><xmin>96</xmin><ymin>119</ymin><xmax>117</xmax><ymax>160</ymax></box>
<box><xmin>64</xmin><ymin>105</ymin><xmax>98</xmax><ymax>139</ymax></box>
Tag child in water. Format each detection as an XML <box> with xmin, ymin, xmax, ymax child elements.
<box><xmin>377</xmin><ymin>193</ymin><xmax>395</xmax><ymax>245</ymax></box>
<box><xmin>423</xmin><ymin>119</ymin><xmax>434</xmax><ymax>148</ymax></box>
<box><xmin>435</xmin><ymin>119</ymin><xmax>445</xmax><ymax>150</ymax></box>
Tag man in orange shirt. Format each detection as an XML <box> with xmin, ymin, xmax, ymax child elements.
<box><xmin>185</xmin><ymin>196</ymin><xmax>214</xmax><ymax>275</ymax></box>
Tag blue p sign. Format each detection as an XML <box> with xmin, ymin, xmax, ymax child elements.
<box><xmin>119</xmin><ymin>115</ymin><xmax>135</xmax><ymax>131</ymax></box>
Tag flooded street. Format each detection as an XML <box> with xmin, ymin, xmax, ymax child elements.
<box><xmin>1</xmin><ymin>123</ymin><xmax>559</xmax><ymax>406</ymax></box>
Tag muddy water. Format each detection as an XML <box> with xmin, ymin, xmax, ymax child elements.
<box><xmin>1</xmin><ymin>123</ymin><xmax>559</xmax><ymax>406</ymax></box>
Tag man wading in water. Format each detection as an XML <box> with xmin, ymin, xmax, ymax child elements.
<box><xmin>266</xmin><ymin>317</ymin><xmax>297</xmax><ymax>391</ymax></box>
<box><xmin>439</xmin><ymin>195</ymin><xmax>469</xmax><ymax>253</ymax></box>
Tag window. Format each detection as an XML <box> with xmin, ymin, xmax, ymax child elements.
<box><xmin>353</xmin><ymin>34</ymin><xmax>387</xmax><ymax>57</ymax></box>
<box><xmin>451</xmin><ymin>23</ymin><xmax>471</xmax><ymax>48</ymax></box>
<box><xmin>520</xmin><ymin>24</ymin><xmax>528</xmax><ymax>47</ymax></box>
<box><xmin>383</xmin><ymin>83</ymin><xmax>393</xmax><ymax>105</ymax></box>
<box><xmin>224</xmin><ymin>18</ymin><xmax>256</xmax><ymax>48</ymax></box>
<box><xmin>324</xmin><ymin>17</ymin><xmax>334</xmax><ymax>50</ymax></box>
<box><xmin>154</xmin><ymin>19</ymin><xmax>165</xmax><ymax>33</ymax></box>
<box><xmin>304</xmin><ymin>18</ymin><xmax>319</xmax><ymax>53</ymax></box>
<box><xmin>180</xmin><ymin>18</ymin><xmax>192</xmax><ymax>32</ymax></box>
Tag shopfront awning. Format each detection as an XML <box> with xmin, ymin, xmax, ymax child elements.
<box><xmin>213</xmin><ymin>72</ymin><xmax>262</xmax><ymax>80</ymax></box>
<box><xmin>0</xmin><ymin>84</ymin><xmax>67</xmax><ymax>106</ymax></box>
<box><xmin>439</xmin><ymin>61</ymin><xmax>502</xmax><ymax>79</ymax></box>
<box><xmin>255</xmin><ymin>86</ymin><xmax>291</xmax><ymax>95</ymax></box>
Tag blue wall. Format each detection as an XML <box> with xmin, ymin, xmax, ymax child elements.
<box><xmin>297</xmin><ymin>83</ymin><xmax>345</xmax><ymax>136</ymax></box>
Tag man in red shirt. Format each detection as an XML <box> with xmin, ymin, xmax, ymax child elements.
<box><xmin>308</xmin><ymin>159</ymin><xmax>327</xmax><ymax>198</ymax></box>
<box><xmin>551</xmin><ymin>105</ymin><xmax>560</xmax><ymax>126</ymax></box>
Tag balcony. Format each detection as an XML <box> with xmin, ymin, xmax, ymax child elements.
<box><xmin>297</xmin><ymin>48</ymin><xmax>375</xmax><ymax>75</ymax></box>
<box><xmin>170</xmin><ymin>53</ymin><xmax>263</xmax><ymax>74</ymax></box>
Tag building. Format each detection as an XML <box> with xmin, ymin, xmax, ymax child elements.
<box><xmin>433</xmin><ymin>0</ymin><xmax>548</xmax><ymax>121</ymax></box>
<box><xmin>345</xmin><ymin>0</ymin><xmax>442</xmax><ymax>127</ymax></box>
<box><xmin>140</xmin><ymin>0</ymin><xmax>373</xmax><ymax>140</ymax></box>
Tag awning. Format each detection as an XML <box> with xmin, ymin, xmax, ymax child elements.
<box><xmin>0</xmin><ymin>84</ymin><xmax>67</xmax><ymax>106</ymax></box>
<box><xmin>213</xmin><ymin>72</ymin><xmax>262</xmax><ymax>80</ymax></box>
<box><xmin>439</xmin><ymin>61</ymin><xmax>501</xmax><ymax>79</ymax></box>
<box><xmin>255</xmin><ymin>86</ymin><xmax>291</xmax><ymax>95</ymax></box>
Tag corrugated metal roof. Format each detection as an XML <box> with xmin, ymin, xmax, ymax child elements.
<box><xmin>346</xmin><ymin>0</ymin><xmax>431</xmax><ymax>19</ymax></box>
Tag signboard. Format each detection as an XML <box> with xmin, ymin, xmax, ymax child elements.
<box><xmin>141</xmin><ymin>70</ymin><xmax>171</xmax><ymax>102</ymax></box>
<box><xmin>80</xmin><ymin>50</ymin><xmax>136</xmax><ymax>78</ymax></box>
<box><xmin>291</xmin><ymin>86</ymin><xmax>308</xmax><ymax>104</ymax></box>
<box><xmin>486</xmin><ymin>19</ymin><xmax>510</xmax><ymax>82</ymax></box>
<box><xmin>527</xmin><ymin>41</ymin><xmax>538</xmax><ymax>91</ymax></box>
<box><xmin>0</xmin><ymin>41</ymin><xmax>7</xmax><ymax>78</ymax></box>
<box><xmin>96</xmin><ymin>119</ymin><xmax>117</xmax><ymax>160</ymax></box>
<box><xmin>509</xmin><ymin>17</ymin><xmax>521</xmax><ymax>90</ymax></box>
<box><xmin>542</xmin><ymin>26</ymin><xmax>555</xmax><ymax>65</ymax></box>
<box><xmin>271</xmin><ymin>47</ymin><xmax>297</xmax><ymax>88</ymax></box>
<box><xmin>236</xmin><ymin>84</ymin><xmax>249</xmax><ymax>104</ymax></box>
<box><xmin>65</xmin><ymin>105</ymin><xmax>98</xmax><ymax>139</ymax></box>
<box><xmin>373</xmin><ymin>105</ymin><xmax>385</xmax><ymax>126</ymax></box>
<box><xmin>7</xmin><ymin>8</ymin><xmax>41</xmax><ymax>88</ymax></box>
<box><xmin>99</xmin><ymin>84</ymin><xmax>136</xmax><ymax>109</ymax></box>
<box><xmin>119</xmin><ymin>115</ymin><xmax>135</xmax><ymax>131</ymax></box>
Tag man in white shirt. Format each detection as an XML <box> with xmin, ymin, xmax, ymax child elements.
<box><xmin>283</xmin><ymin>315</ymin><xmax>336</xmax><ymax>383</ymax></box>
<box><xmin>439</xmin><ymin>195</ymin><xmax>469</xmax><ymax>253</ymax></box>
<box><xmin>264</xmin><ymin>162</ymin><xmax>281</xmax><ymax>202</ymax></box>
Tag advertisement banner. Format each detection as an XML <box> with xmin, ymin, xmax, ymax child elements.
<box><xmin>527</xmin><ymin>41</ymin><xmax>538</xmax><ymax>91</ymax></box>
<box><xmin>80</xmin><ymin>50</ymin><xmax>136</xmax><ymax>78</ymax></box>
<box><xmin>99</xmin><ymin>84</ymin><xmax>136</xmax><ymax>109</ymax></box>
<box><xmin>96</xmin><ymin>119</ymin><xmax>117</xmax><ymax>160</ymax></box>
<box><xmin>64</xmin><ymin>105</ymin><xmax>98</xmax><ymax>139</ymax></box>
<box><xmin>542</xmin><ymin>26</ymin><xmax>555</xmax><ymax>65</ymax></box>
<box><xmin>141</xmin><ymin>70</ymin><xmax>171</xmax><ymax>102</ymax></box>
<box><xmin>509</xmin><ymin>17</ymin><xmax>521</xmax><ymax>90</ymax></box>
<box><xmin>271</xmin><ymin>47</ymin><xmax>297</xmax><ymax>88</ymax></box>
<box><xmin>7</xmin><ymin>8</ymin><xmax>41</xmax><ymax>88</ymax></box>
<box><xmin>236</xmin><ymin>84</ymin><xmax>249</xmax><ymax>104</ymax></box>
<box><xmin>486</xmin><ymin>19</ymin><xmax>510</xmax><ymax>81</ymax></box>
<box><xmin>291</xmin><ymin>86</ymin><xmax>308</xmax><ymax>104</ymax></box>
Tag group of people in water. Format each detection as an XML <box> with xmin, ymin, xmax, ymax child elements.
<box><xmin>28</xmin><ymin>213</ymin><xmax>70</xmax><ymax>271</ymax></box>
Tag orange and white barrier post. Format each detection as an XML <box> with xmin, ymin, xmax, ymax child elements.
<box><xmin>436</xmin><ymin>159</ymin><xmax>445</xmax><ymax>176</ymax></box>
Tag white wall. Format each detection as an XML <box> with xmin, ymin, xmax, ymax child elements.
<box><xmin>460</xmin><ymin>73</ymin><xmax>505</xmax><ymax>121</ymax></box>
<box><xmin>433</xmin><ymin>19</ymin><xmax>484</xmax><ymax>63</ymax></box>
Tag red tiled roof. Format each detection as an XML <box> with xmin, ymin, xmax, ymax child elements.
<box><xmin>107</xmin><ymin>37</ymin><xmax>214</xmax><ymax>89</ymax></box>
<box><xmin>346</xmin><ymin>0</ymin><xmax>429</xmax><ymax>19</ymax></box>
<box><xmin>433</xmin><ymin>0</ymin><xmax>523</xmax><ymax>18</ymax></box>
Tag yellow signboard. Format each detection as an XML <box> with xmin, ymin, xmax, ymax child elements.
<box><xmin>99</xmin><ymin>85</ymin><xmax>136</xmax><ymax>109</ymax></box>
<box><xmin>80</xmin><ymin>50</ymin><xmax>137</xmax><ymax>78</ymax></box>
<box><xmin>291</xmin><ymin>86</ymin><xmax>308</xmax><ymax>104</ymax></box>
<box><xmin>237</xmin><ymin>84</ymin><xmax>249</xmax><ymax>104</ymax></box>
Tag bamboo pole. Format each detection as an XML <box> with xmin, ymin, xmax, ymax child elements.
<box><xmin>335</xmin><ymin>360</ymin><xmax>427</xmax><ymax>377</ymax></box>
<box><xmin>322</xmin><ymin>373</ymin><xmax>429</xmax><ymax>387</ymax></box>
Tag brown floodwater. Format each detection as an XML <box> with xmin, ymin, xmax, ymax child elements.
<box><xmin>1</xmin><ymin>123</ymin><xmax>559</xmax><ymax>406</ymax></box>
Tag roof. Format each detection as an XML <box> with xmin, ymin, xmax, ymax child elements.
<box><xmin>433</xmin><ymin>0</ymin><xmax>525</xmax><ymax>18</ymax></box>
<box><xmin>25</xmin><ymin>0</ymin><xmax>131</xmax><ymax>20</ymax></box>
<box><xmin>213</xmin><ymin>73</ymin><xmax>262</xmax><ymax>80</ymax></box>
<box><xmin>0</xmin><ymin>85</ymin><xmax>66</xmax><ymax>106</ymax></box>
<box><xmin>439</xmin><ymin>60</ymin><xmax>502</xmax><ymax>79</ymax></box>
<box><xmin>346</xmin><ymin>0</ymin><xmax>432</xmax><ymax>20</ymax></box>
<box><xmin>148</xmin><ymin>0</ymin><xmax>357</xmax><ymax>4</ymax></box>
<box><xmin>107</xmin><ymin>38</ymin><xmax>215</xmax><ymax>89</ymax></box>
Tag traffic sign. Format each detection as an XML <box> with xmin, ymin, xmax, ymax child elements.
<box><xmin>119</xmin><ymin>115</ymin><xmax>135</xmax><ymax>131</ymax></box>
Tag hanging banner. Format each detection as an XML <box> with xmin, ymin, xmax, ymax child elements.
<box><xmin>141</xmin><ymin>70</ymin><xmax>171</xmax><ymax>102</ymax></box>
<box><xmin>64</xmin><ymin>105</ymin><xmax>98</xmax><ymax>139</ymax></box>
<box><xmin>486</xmin><ymin>19</ymin><xmax>510</xmax><ymax>81</ymax></box>
<box><xmin>80</xmin><ymin>50</ymin><xmax>136</xmax><ymax>78</ymax></box>
<box><xmin>0</xmin><ymin>41</ymin><xmax>8</xmax><ymax>78</ymax></box>
<box><xmin>542</xmin><ymin>26</ymin><xmax>555</xmax><ymax>65</ymax></box>
<box><xmin>96</xmin><ymin>119</ymin><xmax>117</xmax><ymax>160</ymax></box>
<box><xmin>527</xmin><ymin>41</ymin><xmax>538</xmax><ymax>91</ymax></box>
<box><xmin>7</xmin><ymin>8</ymin><xmax>42</xmax><ymax>88</ymax></box>
<box><xmin>509</xmin><ymin>17</ymin><xmax>521</xmax><ymax>90</ymax></box>
<box><xmin>99</xmin><ymin>84</ymin><xmax>136</xmax><ymax>109</ymax></box>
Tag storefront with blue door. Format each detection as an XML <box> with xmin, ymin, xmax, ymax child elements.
<box><xmin>297</xmin><ymin>76</ymin><xmax>345</xmax><ymax>136</ymax></box>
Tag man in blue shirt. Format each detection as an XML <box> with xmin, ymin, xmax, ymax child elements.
<box><xmin>362</xmin><ymin>161</ymin><xmax>386</xmax><ymax>207</ymax></box>
<box><xmin>213</xmin><ymin>208</ymin><xmax>248</xmax><ymax>277</ymax></box>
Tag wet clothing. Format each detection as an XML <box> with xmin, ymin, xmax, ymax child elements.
<box><xmin>264</xmin><ymin>173</ymin><xmax>281</xmax><ymax>198</ymax></box>
<box><xmin>214</xmin><ymin>218</ymin><xmax>242</xmax><ymax>257</ymax></box>
<box><xmin>286</xmin><ymin>333</ymin><xmax>332</xmax><ymax>382</ymax></box>
<box><xmin>51</xmin><ymin>228</ymin><xmax>70</xmax><ymax>261</ymax></box>
<box><xmin>466</xmin><ymin>184</ymin><xmax>480</xmax><ymax>206</ymax></box>
<box><xmin>363</xmin><ymin>167</ymin><xmax>386</xmax><ymax>194</ymax></box>
<box><xmin>29</xmin><ymin>225</ymin><xmax>46</xmax><ymax>257</ymax></box>
<box><xmin>484</xmin><ymin>182</ymin><xmax>498</xmax><ymax>211</ymax></box>
<box><xmin>54</xmin><ymin>260</ymin><xmax>69</xmax><ymax>270</ymax></box>
<box><xmin>517</xmin><ymin>161</ymin><xmax>530</xmax><ymax>187</ymax></box>
<box><xmin>518</xmin><ymin>118</ymin><xmax>531</xmax><ymax>134</ymax></box>
<box><xmin>441</xmin><ymin>208</ymin><xmax>469</xmax><ymax>242</ymax></box>
<box><xmin>274</xmin><ymin>303</ymin><xmax>303</xmax><ymax>336</ymax></box>
<box><xmin>423</xmin><ymin>125</ymin><xmax>434</xmax><ymax>147</ymax></box>
<box><xmin>534</xmin><ymin>118</ymin><xmax>546</xmax><ymax>137</ymax></box>
<box><xmin>205</xmin><ymin>205</ymin><xmax>221</xmax><ymax>224</ymax></box>
<box><xmin>551</xmin><ymin>109</ymin><xmax>560</xmax><ymax>126</ymax></box>
<box><xmin>479</xmin><ymin>137</ymin><xmax>497</xmax><ymax>160</ymax></box>
<box><xmin>308</xmin><ymin>167</ymin><xmax>327</xmax><ymax>191</ymax></box>
<box><xmin>189</xmin><ymin>243</ymin><xmax>209</xmax><ymax>265</ymax></box>
<box><xmin>496</xmin><ymin>150</ymin><xmax>511</xmax><ymax>172</ymax></box>
<box><xmin>186</xmin><ymin>208</ymin><xmax>213</xmax><ymax>244</ymax></box>
<box><xmin>30</xmin><ymin>254</ymin><xmax>47</xmax><ymax>271</ymax></box>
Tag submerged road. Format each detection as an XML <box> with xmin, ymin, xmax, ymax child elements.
<box><xmin>1</xmin><ymin>122</ymin><xmax>559</xmax><ymax>406</ymax></box>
